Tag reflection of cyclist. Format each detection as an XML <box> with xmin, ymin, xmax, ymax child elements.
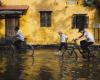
<box><xmin>75</xmin><ymin>29</ymin><xmax>95</xmax><ymax>58</ymax></box>
<box><xmin>14</xmin><ymin>27</ymin><xmax>25</xmax><ymax>50</ymax></box>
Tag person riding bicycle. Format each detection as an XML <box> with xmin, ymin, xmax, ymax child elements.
<box><xmin>74</xmin><ymin>28</ymin><xmax>95</xmax><ymax>58</ymax></box>
<box><xmin>58</xmin><ymin>31</ymin><xmax>68</xmax><ymax>52</ymax></box>
<box><xmin>14</xmin><ymin>27</ymin><xmax>25</xmax><ymax>50</ymax></box>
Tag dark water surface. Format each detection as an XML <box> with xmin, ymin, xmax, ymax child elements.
<box><xmin>0</xmin><ymin>49</ymin><xmax>100</xmax><ymax>80</ymax></box>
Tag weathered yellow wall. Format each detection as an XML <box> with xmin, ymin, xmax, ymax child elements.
<box><xmin>0</xmin><ymin>19</ymin><xmax>5</xmax><ymax>38</ymax></box>
<box><xmin>0</xmin><ymin>0</ymin><xmax>100</xmax><ymax>45</ymax></box>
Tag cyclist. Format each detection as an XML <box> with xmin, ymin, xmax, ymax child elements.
<box><xmin>13</xmin><ymin>27</ymin><xmax>25</xmax><ymax>50</ymax></box>
<box><xmin>74</xmin><ymin>28</ymin><xmax>95</xmax><ymax>58</ymax></box>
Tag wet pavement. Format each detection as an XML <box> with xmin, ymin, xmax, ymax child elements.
<box><xmin>0</xmin><ymin>48</ymin><xmax>100</xmax><ymax>80</ymax></box>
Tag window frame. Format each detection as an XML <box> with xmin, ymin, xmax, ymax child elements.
<box><xmin>39</xmin><ymin>11</ymin><xmax>52</xmax><ymax>27</ymax></box>
<box><xmin>72</xmin><ymin>14</ymin><xmax>89</xmax><ymax>29</ymax></box>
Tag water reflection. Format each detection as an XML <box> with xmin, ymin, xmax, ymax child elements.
<box><xmin>37</xmin><ymin>66</ymin><xmax>53</xmax><ymax>80</ymax></box>
<box><xmin>71</xmin><ymin>61</ymin><xmax>100</xmax><ymax>80</ymax></box>
<box><xmin>0</xmin><ymin>49</ymin><xmax>100</xmax><ymax>80</ymax></box>
<box><xmin>0</xmin><ymin>52</ymin><xmax>24</xmax><ymax>80</ymax></box>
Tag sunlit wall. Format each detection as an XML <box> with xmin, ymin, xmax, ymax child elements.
<box><xmin>0</xmin><ymin>0</ymin><xmax>99</xmax><ymax>45</ymax></box>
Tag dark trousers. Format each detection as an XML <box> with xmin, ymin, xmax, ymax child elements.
<box><xmin>59</xmin><ymin>42</ymin><xmax>68</xmax><ymax>50</ymax></box>
<box><xmin>14</xmin><ymin>40</ymin><xmax>24</xmax><ymax>50</ymax></box>
<box><xmin>80</xmin><ymin>40</ymin><xmax>93</xmax><ymax>55</ymax></box>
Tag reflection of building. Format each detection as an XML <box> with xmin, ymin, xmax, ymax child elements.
<box><xmin>0</xmin><ymin>0</ymin><xmax>100</xmax><ymax>45</ymax></box>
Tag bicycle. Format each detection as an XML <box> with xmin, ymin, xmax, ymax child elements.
<box><xmin>58</xmin><ymin>39</ymin><xmax>97</xmax><ymax>61</ymax></box>
<box><xmin>0</xmin><ymin>38</ymin><xmax>34</xmax><ymax>57</ymax></box>
<box><xmin>70</xmin><ymin>39</ymin><xmax>99</xmax><ymax>61</ymax></box>
<box><xmin>58</xmin><ymin>40</ymin><xmax>79</xmax><ymax>61</ymax></box>
<box><xmin>58</xmin><ymin>40</ymin><xmax>99</xmax><ymax>80</ymax></box>
<box><xmin>87</xmin><ymin>44</ymin><xmax>100</xmax><ymax>61</ymax></box>
<box><xmin>58</xmin><ymin>40</ymin><xmax>79</xmax><ymax>80</ymax></box>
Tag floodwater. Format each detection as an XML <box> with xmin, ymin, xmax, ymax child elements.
<box><xmin>0</xmin><ymin>49</ymin><xmax>100</xmax><ymax>80</ymax></box>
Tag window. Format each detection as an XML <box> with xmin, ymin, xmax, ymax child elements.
<box><xmin>40</xmin><ymin>11</ymin><xmax>52</xmax><ymax>27</ymax></box>
<box><xmin>72</xmin><ymin>14</ymin><xmax>89</xmax><ymax>29</ymax></box>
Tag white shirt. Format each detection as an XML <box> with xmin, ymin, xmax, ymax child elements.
<box><xmin>60</xmin><ymin>34</ymin><xmax>68</xmax><ymax>42</ymax></box>
<box><xmin>83</xmin><ymin>30</ymin><xmax>95</xmax><ymax>42</ymax></box>
<box><xmin>16</xmin><ymin>30</ymin><xmax>24</xmax><ymax>41</ymax></box>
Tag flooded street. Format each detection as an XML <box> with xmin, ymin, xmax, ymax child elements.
<box><xmin>0</xmin><ymin>49</ymin><xmax>100</xmax><ymax>80</ymax></box>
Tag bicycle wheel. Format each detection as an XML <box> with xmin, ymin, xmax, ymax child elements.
<box><xmin>67</xmin><ymin>48</ymin><xmax>78</xmax><ymax>60</ymax></box>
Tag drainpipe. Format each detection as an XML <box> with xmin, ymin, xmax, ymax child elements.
<box><xmin>94</xmin><ymin>0</ymin><xmax>100</xmax><ymax>16</ymax></box>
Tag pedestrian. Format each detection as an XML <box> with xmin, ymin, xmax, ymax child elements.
<box><xmin>58</xmin><ymin>31</ymin><xmax>68</xmax><ymax>53</ymax></box>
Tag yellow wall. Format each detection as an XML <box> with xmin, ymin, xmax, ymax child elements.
<box><xmin>0</xmin><ymin>0</ymin><xmax>100</xmax><ymax>45</ymax></box>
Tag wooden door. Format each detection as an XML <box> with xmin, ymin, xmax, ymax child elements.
<box><xmin>5</xmin><ymin>16</ymin><xmax>19</xmax><ymax>40</ymax></box>
<box><xmin>94</xmin><ymin>28</ymin><xmax>100</xmax><ymax>43</ymax></box>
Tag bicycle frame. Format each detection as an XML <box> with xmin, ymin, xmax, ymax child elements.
<box><xmin>70</xmin><ymin>40</ymin><xmax>82</xmax><ymax>55</ymax></box>
<box><xmin>67</xmin><ymin>40</ymin><xmax>84</xmax><ymax>60</ymax></box>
